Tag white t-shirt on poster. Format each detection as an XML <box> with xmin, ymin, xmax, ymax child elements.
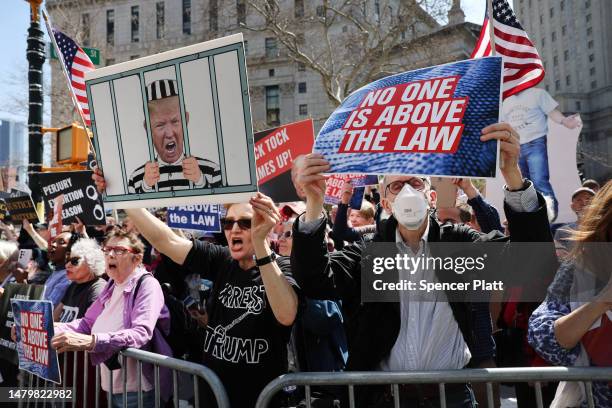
<box><xmin>502</xmin><ymin>87</ymin><xmax>558</xmax><ymax>145</ymax></box>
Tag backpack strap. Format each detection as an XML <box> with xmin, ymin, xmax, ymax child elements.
<box><xmin>132</xmin><ymin>273</ymin><xmax>153</xmax><ymax>301</ymax></box>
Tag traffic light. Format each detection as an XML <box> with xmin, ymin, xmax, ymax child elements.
<box><xmin>55</xmin><ymin>123</ymin><xmax>91</xmax><ymax>165</ymax></box>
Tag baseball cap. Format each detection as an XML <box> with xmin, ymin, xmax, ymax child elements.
<box><xmin>280</xmin><ymin>201</ymin><xmax>307</xmax><ymax>218</ymax></box>
<box><xmin>571</xmin><ymin>187</ymin><xmax>595</xmax><ymax>200</ymax></box>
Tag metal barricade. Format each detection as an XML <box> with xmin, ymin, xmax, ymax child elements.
<box><xmin>255</xmin><ymin>367</ymin><xmax>612</xmax><ymax>408</ymax></box>
<box><xmin>18</xmin><ymin>347</ymin><xmax>230</xmax><ymax>408</ymax></box>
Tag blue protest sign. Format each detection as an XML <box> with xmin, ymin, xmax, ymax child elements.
<box><xmin>11</xmin><ymin>299</ymin><xmax>61</xmax><ymax>384</ymax></box>
<box><xmin>315</xmin><ymin>57</ymin><xmax>502</xmax><ymax>178</ymax></box>
<box><xmin>167</xmin><ymin>204</ymin><xmax>222</xmax><ymax>233</ymax></box>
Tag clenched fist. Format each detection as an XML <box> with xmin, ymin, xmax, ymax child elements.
<box><xmin>143</xmin><ymin>161</ymin><xmax>161</xmax><ymax>188</ymax></box>
<box><xmin>182</xmin><ymin>156</ymin><xmax>203</xmax><ymax>184</ymax></box>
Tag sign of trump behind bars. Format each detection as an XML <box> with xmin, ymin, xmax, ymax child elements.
<box><xmin>314</xmin><ymin>57</ymin><xmax>503</xmax><ymax>178</ymax></box>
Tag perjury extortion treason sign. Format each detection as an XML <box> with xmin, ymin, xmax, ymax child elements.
<box><xmin>37</xmin><ymin>171</ymin><xmax>106</xmax><ymax>225</ymax></box>
<box><xmin>314</xmin><ymin>57</ymin><xmax>503</xmax><ymax>178</ymax></box>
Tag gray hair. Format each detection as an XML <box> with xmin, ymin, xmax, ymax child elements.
<box><xmin>0</xmin><ymin>241</ymin><xmax>18</xmax><ymax>264</ymax></box>
<box><xmin>69</xmin><ymin>238</ymin><xmax>105</xmax><ymax>277</ymax></box>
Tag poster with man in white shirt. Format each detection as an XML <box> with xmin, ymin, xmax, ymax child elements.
<box><xmin>502</xmin><ymin>87</ymin><xmax>582</xmax><ymax>221</ymax></box>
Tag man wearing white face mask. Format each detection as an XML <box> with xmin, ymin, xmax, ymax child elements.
<box><xmin>291</xmin><ymin>123</ymin><xmax>557</xmax><ymax>407</ymax></box>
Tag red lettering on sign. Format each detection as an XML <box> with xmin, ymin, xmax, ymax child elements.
<box><xmin>339</xmin><ymin>76</ymin><xmax>468</xmax><ymax>154</ymax></box>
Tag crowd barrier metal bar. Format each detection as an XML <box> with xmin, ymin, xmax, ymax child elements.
<box><xmin>255</xmin><ymin>367</ymin><xmax>612</xmax><ymax>408</ymax></box>
<box><xmin>120</xmin><ymin>347</ymin><xmax>230</xmax><ymax>408</ymax></box>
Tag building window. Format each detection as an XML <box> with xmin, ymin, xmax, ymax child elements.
<box><xmin>560</xmin><ymin>0</ymin><xmax>564</xmax><ymax>10</ymax></box>
<box><xmin>375</xmin><ymin>0</ymin><xmax>381</xmax><ymax>21</ymax></box>
<box><xmin>184</xmin><ymin>0</ymin><xmax>192</xmax><ymax>34</ymax></box>
<box><xmin>130</xmin><ymin>55</ymin><xmax>140</xmax><ymax>60</ymax></box>
<box><xmin>566</xmin><ymin>75</ymin><xmax>571</xmax><ymax>86</ymax></box>
<box><xmin>539</xmin><ymin>15</ymin><xmax>543</xmax><ymax>24</ymax></box>
<box><xmin>265</xmin><ymin>37</ymin><xmax>278</xmax><ymax>57</ymax></box>
<box><xmin>588</xmin><ymin>40</ymin><xmax>594</xmax><ymax>49</ymax></box>
<box><xmin>541</xmin><ymin>37</ymin><xmax>546</xmax><ymax>46</ymax></box>
<box><xmin>549</xmin><ymin>8</ymin><xmax>553</xmax><ymax>18</ymax></box>
<box><xmin>298</xmin><ymin>82</ymin><xmax>307</xmax><ymax>93</ymax></box>
<box><xmin>237</xmin><ymin>0</ymin><xmax>246</xmax><ymax>25</ymax></box>
<box><xmin>586</xmin><ymin>0</ymin><xmax>590</xmax><ymax>9</ymax></box>
<box><xmin>156</xmin><ymin>2</ymin><xmax>165</xmax><ymax>39</ymax></box>
<box><xmin>106</xmin><ymin>10</ymin><xmax>114</xmax><ymax>46</ymax></box>
<box><xmin>555</xmin><ymin>80</ymin><xmax>560</xmax><ymax>90</ymax></box>
<box><xmin>316</xmin><ymin>5</ymin><xmax>325</xmax><ymax>17</ymax></box>
<box><xmin>587</xmin><ymin>27</ymin><xmax>592</xmax><ymax>36</ymax></box>
<box><xmin>564</xmin><ymin>50</ymin><xmax>569</xmax><ymax>61</ymax></box>
<box><xmin>591</xmin><ymin>81</ymin><xmax>597</xmax><ymax>89</ymax></box>
<box><xmin>266</xmin><ymin>85</ymin><xmax>280</xmax><ymax>126</ymax></box>
<box><xmin>131</xmin><ymin>6</ymin><xmax>139</xmax><ymax>43</ymax></box>
<box><xmin>586</xmin><ymin>14</ymin><xmax>591</xmax><ymax>22</ymax></box>
<box><xmin>576</xmin><ymin>101</ymin><xmax>581</xmax><ymax>111</ymax></box>
<box><xmin>106</xmin><ymin>58</ymin><xmax>115</xmax><ymax>66</ymax></box>
<box><xmin>589</xmin><ymin>54</ymin><xmax>595</xmax><ymax>62</ymax></box>
<box><xmin>268</xmin><ymin>69</ymin><xmax>275</xmax><ymax>77</ymax></box>
<box><xmin>562</xmin><ymin>25</ymin><xmax>566</xmax><ymax>35</ymax></box>
<box><xmin>553</xmin><ymin>55</ymin><xmax>558</xmax><ymax>66</ymax></box>
<box><xmin>551</xmin><ymin>31</ymin><xmax>556</xmax><ymax>42</ymax></box>
<box><xmin>590</xmin><ymin>67</ymin><xmax>595</xmax><ymax>76</ymax></box>
<box><xmin>299</xmin><ymin>104</ymin><xmax>308</xmax><ymax>115</ymax></box>
<box><xmin>294</xmin><ymin>0</ymin><xmax>304</xmax><ymax>18</ymax></box>
<box><xmin>297</xmin><ymin>62</ymin><xmax>306</xmax><ymax>72</ymax></box>
<box><xmin>82</xmin><ymin>13</ymin><xmax>90</xmax><ymax>46</ymax></box>
<box><xmin>209</xmin><ymin>0</ymin><xmax>217</xmax><ymax>30</ymax></box>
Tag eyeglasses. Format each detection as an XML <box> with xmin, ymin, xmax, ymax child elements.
<box><xmin>66</xmin><ymin>257</ymin><xmax>82</xmax><ymax>266</ymax></box>
<box><xmin>221</xmin><ymin>218</ymin><xmax>252</xmax><ymax>231</ymax></box>
<box><xmin>102</xmin><ymin>246</ymin><xmax>136</xmax><ymax>256</ymax></box>
<box><xmin>385</xmin><ymin>178</ymin><xmax>428</xmax><ymax>195</ymax></box>
<box><xmin>279</xmin><ymin>231</ymin><xmax>293</xmax><ymax>239</ymax></box>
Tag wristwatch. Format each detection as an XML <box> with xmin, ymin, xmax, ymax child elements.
<box><xmin>255</xmin><ymin>251</ymin><xmax>277</xmax><ymax>267</ymax></box>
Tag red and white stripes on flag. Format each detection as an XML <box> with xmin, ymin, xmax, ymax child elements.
<box><xmin>49</xmin><ymin>27</ymin><xmax>95</xmax><ymax>127</ymax></box>
<box><xmin>70</xmin><ymin>49</ymin><xmax>95</xmax><ymax>126</ymax></box>
<box><xmin>471</xmin><ymin>0</ymin><xmax>544</xmax><ymax>99</ymax></box>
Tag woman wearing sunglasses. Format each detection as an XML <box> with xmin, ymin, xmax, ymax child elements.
<box><xmin>53</xmin><ymin>238</ymin><xmax>107</xmax><ymax>323</ymax></box>
<box><xmin>50</xmin><ymin>229</ymin><xmax>172</xmax><ymax>407</ymax></box>
<box><xmin>92</xmin><ymin>167</ymin><xmax>299</xmax><ymax>407</ymax></box>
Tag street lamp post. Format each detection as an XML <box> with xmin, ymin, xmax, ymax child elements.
<box><xmin>26</xmin><ymin>0</ymin><xmax>45</xmax><ymax>202</ymax></box>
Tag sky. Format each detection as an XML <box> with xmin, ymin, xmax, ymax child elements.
<box><xmin>0</xmin><ymin>0</ymin><xmax>491</xmax><ymax>124</ymax></box>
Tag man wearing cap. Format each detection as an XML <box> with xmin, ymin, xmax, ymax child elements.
<box><xmin>128</xmin><ymin>79</ymin><xmax>222</xmax><ymax>193</ymax></box>
<box><xmin>553</xmin><ymin>187</ymin><xmax>595</xmax><ymax>258</ymax></box>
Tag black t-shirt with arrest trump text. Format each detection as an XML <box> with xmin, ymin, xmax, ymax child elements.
<box><xmin>58</xmin><ymin>278</ymin><xmax>107</xmax><ymax>323</ymax></box>
<box><xmin>184</xmin><ymin>239</ymin><xmax>299</xmax><ymax>408</ymax></box>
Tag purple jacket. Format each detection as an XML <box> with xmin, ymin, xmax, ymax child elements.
<box><xmin>55</xmin><ymin>267</ymin><xmax>172</xmax><ymax>400</ymax></box>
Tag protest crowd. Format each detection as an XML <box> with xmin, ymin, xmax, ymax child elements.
<box><xmin>0</xmin><ymin>134</ymin><xmax>610</xmax><ymax>407</ymax></box>
<box><xmin>1</xmin><ymin>1</ymin><xmax>611</xmax><ymax>407</ymax></box>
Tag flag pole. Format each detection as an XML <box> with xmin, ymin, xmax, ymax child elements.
<box><xmin>487</xmin><ymin>0</ymin><xmax>496</xmax><ymax>55</ymax></box>
<box><xmin>41</xmin><ymin>9</ymin><xmax>96</xmax><ymax>156</ymax></box>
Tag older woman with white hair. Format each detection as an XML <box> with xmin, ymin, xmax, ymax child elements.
<box><xmin>54</xmin><ymin>238</ymin><xmax>107</xmax><ymax>323</ymax></box>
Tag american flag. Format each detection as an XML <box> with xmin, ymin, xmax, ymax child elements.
<box><xmin>471</xmin><ymin>0</ymin><xmax>544</xmax><ymax>99</ymax></box>
<box><xmin>52</xmin><ymin>29</ymin><xmax>95</xmax><ymax>126</ymax></box>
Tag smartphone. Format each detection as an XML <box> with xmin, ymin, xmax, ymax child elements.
<box><xmin>17</xmin><ymin>249</ymin><xmax>32</xmax><ymax>269</ymax></box>
<box><xmin>183</xmin><ymin>295</ymin><xmax>199</xmax><ymax>312</ymax></box>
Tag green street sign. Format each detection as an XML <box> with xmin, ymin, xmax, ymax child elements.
<box><xmin>50</xmin><ymin>45</ymin><xmax>101</xmax><ymax>66</ymax></box>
